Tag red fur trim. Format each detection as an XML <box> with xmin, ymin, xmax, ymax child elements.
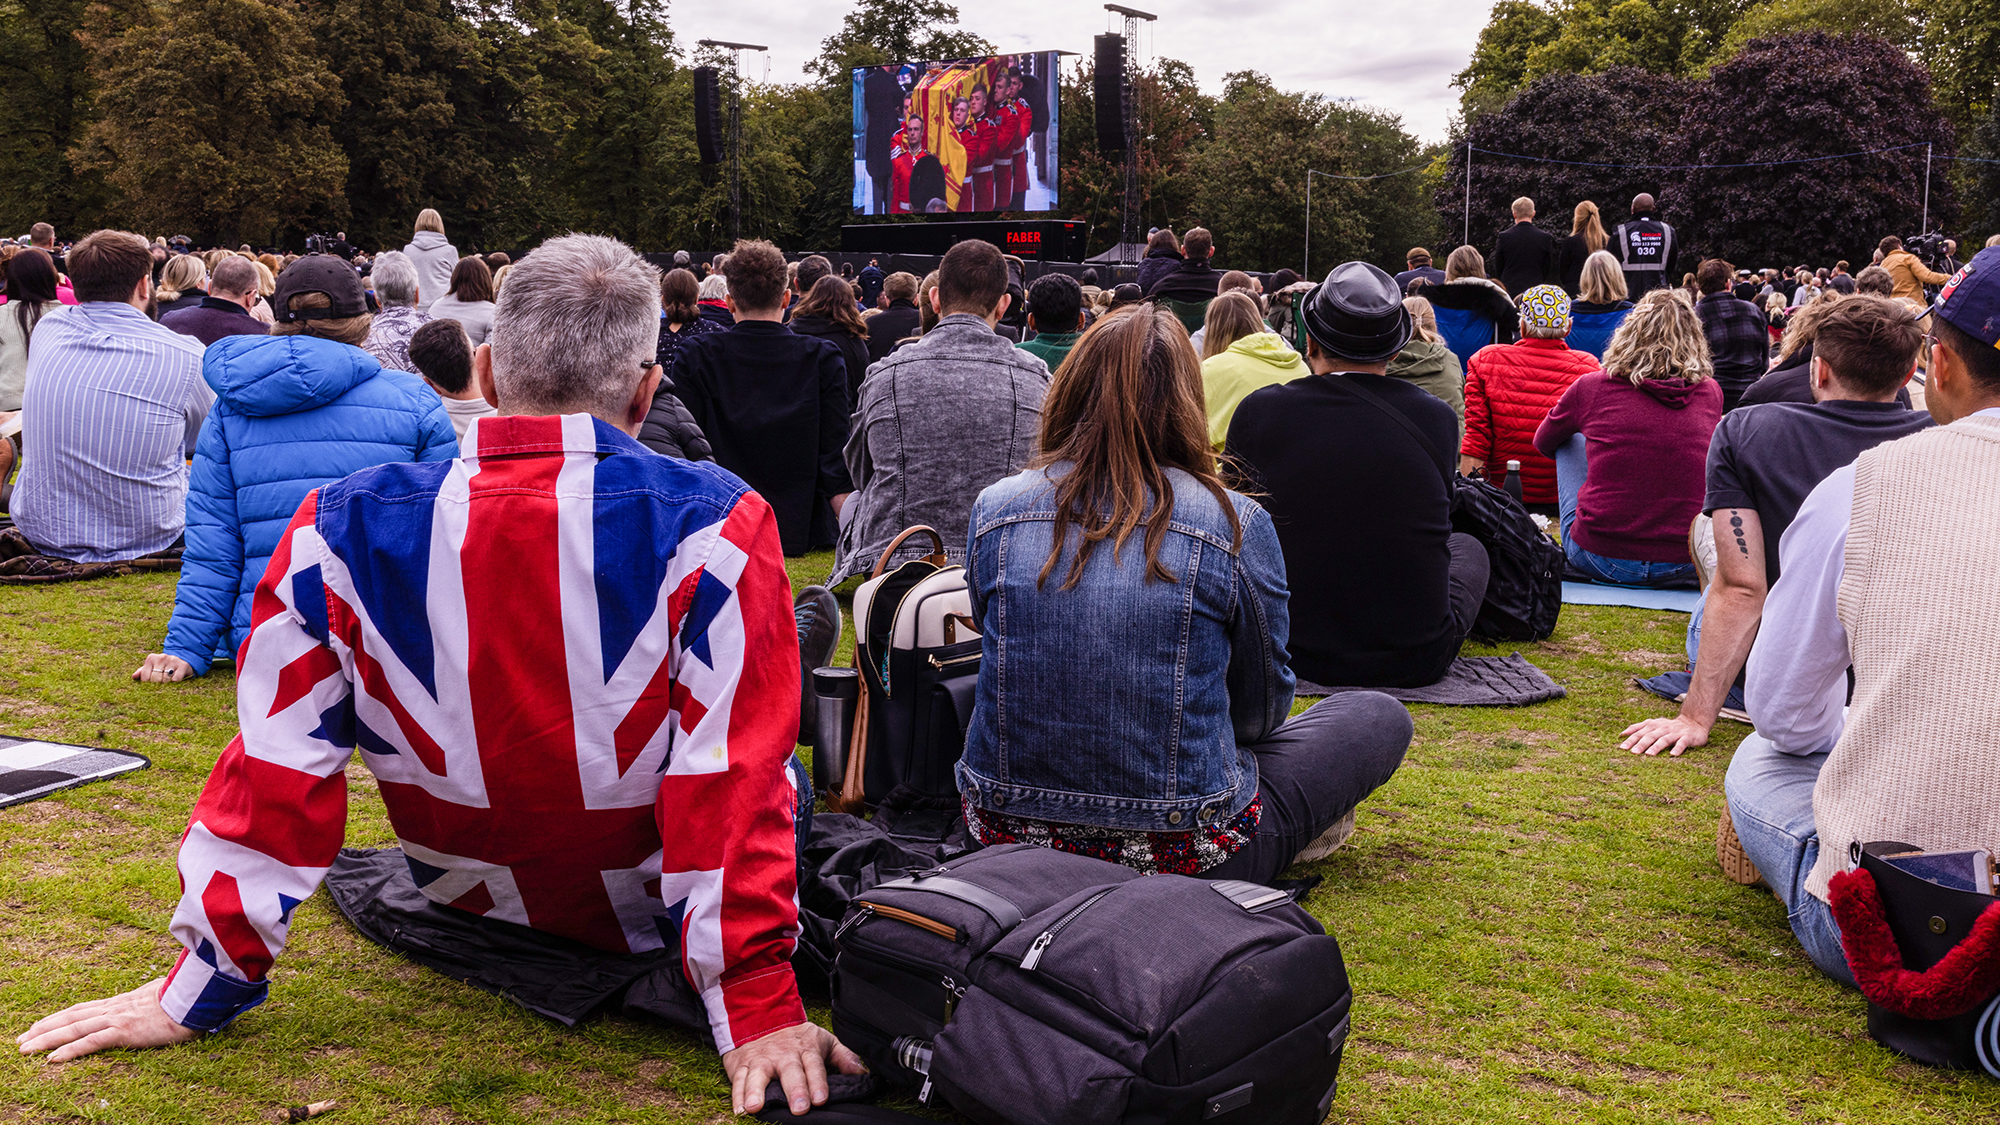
<box><xmin>1827</xmin><ymin>867</ymin><xmax>2000</xmax><ymax>1020</ymax></box>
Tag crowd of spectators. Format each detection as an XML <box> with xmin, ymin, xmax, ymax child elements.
<box><xmin>4</xmin><ymin>201</ymin><xmax>1995</xmax><ymax>1116</ymax></box>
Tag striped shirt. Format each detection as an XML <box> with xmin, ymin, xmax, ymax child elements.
<box><xmin>11</xmin><ymin>302</ymin><xmax>211</xmax><ymax>562</ymax></box>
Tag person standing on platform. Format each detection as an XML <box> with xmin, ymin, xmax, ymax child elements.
<box><xmin>1613</xmin><ymin>194</ymin><xmax>1677</xmax><ymax>300</ymax></box>
<box><xmin>1489</xmin><ymin>198</ymin><xmax>1558</xmax><ymax>297</ymax></box>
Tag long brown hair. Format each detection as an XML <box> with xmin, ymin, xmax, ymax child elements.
<box><xmin>797</xmin><ymin>274</ymin><xmax>866</xmax><ymax>337</ymax></box>
<box><xmin>660</xmin><ymin>267</ymin><xmax>699</xmax><ymax>324</ymax></box>
<box><xmin>1199</xmin><ymin>290</ymin><xmax>1266</xmax><ymax>360</ymax></box>
<box><xmin>1032</xmin><ymin>304</ymin><xmax>1241</xmax><ymax>590</ymax></box>
<box><xmin>448</xmin><ymin>255</ymin><xmax>495</xmax><ymax>303</ymax></box>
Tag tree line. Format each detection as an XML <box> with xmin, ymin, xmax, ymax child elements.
<box><xmin>0</xmin><ymin>0</ymin><xmax>1442</xmax><ymax>272</ymax></box>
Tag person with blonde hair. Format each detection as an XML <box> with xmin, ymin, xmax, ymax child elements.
<box><xmin>1533</xmin><ymin>288</ymin><xmax>1722</xmax><ymax>586</ymax></box>
<box><xmin>1557</xmin><ymin>201</ymin><xmax>1608</xmax><ymax>296</ymax></box>
<box><xmin>960</xmin><ymin>300</ymin><xmax>1410</xmax><ymax>878</ymax></box>
<box><xmin>1199</xmin><ymin>290</ymin><xmax>1304</xmax><ymax>446</ymax></box>
<box><xmin>1427</xmin><ymin>245</ymin><xmax>1519</xmax><ymax>369</ymax></box>
<box><xmin>403</xmin><ymin>208</ymin><xmax>458</xmax><ymax>314</ymax></box>
<box><xmin>154</xmin><ymin>254</ymin><xmax>209</xmax><ymax>316</ymax></box>
<box><xmin>1387</xmin><ymin>296</ymin><xmax>1466</xmax><ymax>440</ymax></box>
<box><xmin>248</xmin><ymin>262</ymin><xmax>278</xmax><ymax>326</ymax></box>
<box><xmin>1567</xmin><ymin>250</ymin><xmax>1634</xmax><ymax>359</ymax></box>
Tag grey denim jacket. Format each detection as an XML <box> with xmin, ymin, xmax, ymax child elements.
<box><xmin>828</xmin><ymin>314</ymin><xmax>1050</xmax><ymax>585</ymax></box>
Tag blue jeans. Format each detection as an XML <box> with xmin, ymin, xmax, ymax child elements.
<box><xmin>1553</xmin><ymin>434</ymin><xmax>1697</xmax><ymax>588</ymax></box>
<box><xmin>1723</xmin><ymin>732</ymin><xmax>1854</xmax><ymax>985</ymax></box>
<box><xmin>788</xmin><ymin>753</ymin><xmax>813</xmax><ymax>875</ymax></box>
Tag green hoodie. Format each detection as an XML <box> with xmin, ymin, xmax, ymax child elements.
<box><xmin>1386</xmin><ymin>336</ymin><xmax>1466</xmax><ymax>444</ymax></box>
<box><xmin>1201</xmin><ymin>331</ymin><xmax>1307</xmax><ymax>448</ymax></box>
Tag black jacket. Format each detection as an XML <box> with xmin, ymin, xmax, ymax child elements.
<box><xmin>1135</xmin><ymin>248</ymin><xmax>1183</xmax><ymax>297</ymax></box>
<box><xmin>866</xmin><ymin>299</ymin><xmax>922</xmax><ymax>362</ymax></box>
<box><xmin>636</xmin><ymin>385</ymin><xmax>714</xmax><ymax>462</ymax></box>
<box><xmin>1555</xmin><ymin>235</ymin><xmax>1597</xmax><ymax>296</ymax></box>
<box><xmin>1490</xmin><ymin>222</ymin><xmax>1557</xmax><ymax>297</ymax></box>
<box><xmin>1148</xmin><ymin>256</ymin><xmax>1223</xmax><ymax>301</ymax></box>
<box><xmin>788</xmin><ymin>312</ymin><xmax>872</xmax><ymax>409</ymax></box>
<box><xmin>668</xmin><ymin>320</ymin><xmax>854</xmax><ymax>555</ymax></box>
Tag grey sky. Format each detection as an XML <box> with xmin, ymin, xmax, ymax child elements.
<box><xmin>688</xmin><ymin>1</ymin><xmax>1493</xmax><ymax>144</ymax></box>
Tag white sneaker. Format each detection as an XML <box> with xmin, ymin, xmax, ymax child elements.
<box><xmin>1291</xmin><ymin>810</ymin><xmax>1357</xmax><ymax>865</ymax></box>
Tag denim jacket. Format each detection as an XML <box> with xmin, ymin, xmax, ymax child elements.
<box><xmin>955</xmin><ymin>465</ymin><xmax>1295</xmax><ymax>833</ymax></box>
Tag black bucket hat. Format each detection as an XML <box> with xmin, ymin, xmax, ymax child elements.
<box><xmin>1298</xmin><ymin>261</ymin><xmax>1413</xmax><ymax>364</ymax></box>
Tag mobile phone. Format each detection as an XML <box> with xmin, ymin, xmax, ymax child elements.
<box><xmin>1883</xmin><ymin>849</ymin><xmax>1994</xmax><ymax>895</ymax></box>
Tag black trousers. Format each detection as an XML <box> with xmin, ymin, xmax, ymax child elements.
<box><xmin>1203</xmin><ymin>691</ymin><xmax>1413</xmax><ymax>885</ymax></box>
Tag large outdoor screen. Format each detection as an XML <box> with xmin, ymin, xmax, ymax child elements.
<box><xmin>852</xmin><ymin>52</ymin><xmax>1060</xmax><ymax>216</ymax></box>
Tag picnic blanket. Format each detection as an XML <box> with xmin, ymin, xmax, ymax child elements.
<box><xmin>1297</xmin><ymin>652</ymin><xmax>1565</xmax><ymax>707</ymax></box>
<box><xmin>1561</xmin><ymin>580</ymin><xmax>1702</xmax><ymax>613</ymax></box>
<box><xmin>0</xmin><ymin>736</ymin><xmax>151</xmax><ymax>808</ymax></box>
<box><xmin>0</xmin><ymin>527</ymin><xmax>182</xmax><ymax>584</ymax></box>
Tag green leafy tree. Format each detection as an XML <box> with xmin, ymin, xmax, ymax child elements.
<box><xmin>809</xmin><ymin>0</ymin><xmax>993</xmax><ymax>81</ymax></box>
<box><xmin>1456</xmin><ymin>0</ymin><xmax>1750</xmax><ymax>119</ymax></box>
<box><xmin>298</xmin><ymin>0</ymin><xmax>485</xmax><ymax>251</ymax></box>
<box><xmin>1058</xmin><ymin>58</ymin><xmax>1214</xmax><ymax>256</ymax></box>
<box><xmin>1454</xmin><ymin>1</ymin><xmax>1563</xmax><ymax>118</ymax></box>
<box><xmin>0</xmin><ymin>0</ymin><xmax>114</xmax><ymax>234</ymax></box>
<box><xmin>1330</xmin><ymin>106</ymin><xmax>1445</xmax><ymax>272</ymax></box>
<box><xmin>73</xmin><ymin>0</ymin><xmax>347</xmax><ymax>244</ymax></box>
<box><xmin>1188</xmin><ymin>72</ymin><xmax>1355</xmax><ymax>275</ymax></box>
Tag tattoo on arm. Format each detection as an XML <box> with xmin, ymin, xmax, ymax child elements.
<box><xmin>1728</xmin><ymin>511</ymin><xmax>1750</xmax><ymax>558</ymax></box>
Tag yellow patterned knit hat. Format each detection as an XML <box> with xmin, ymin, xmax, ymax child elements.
<box><xmin>1517</xmin><ymin>284</ymin><xmax>1571</xmax><ymax>332</ymax></box>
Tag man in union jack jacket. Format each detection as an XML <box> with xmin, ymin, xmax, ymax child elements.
<box><xmin>17</xmin><ymin>234</ymin><xmax>860</xmax><ymax>1118</ymax></box>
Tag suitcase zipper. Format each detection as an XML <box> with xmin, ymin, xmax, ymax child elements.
<box><xmin>1018</xmin><ymin>888</ymin><xmax>1115</xmax><ymax>971</ymax></box>
<box><xmin>926</xmin><ymin>651</ymin><xmax>980</xmax><ymax>670</ymax></box>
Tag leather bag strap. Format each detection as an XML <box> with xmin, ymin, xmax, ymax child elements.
<box><xmin>873</xmin><ymin>525</ymin><xmax>946</xmax><ymax>578</ymax></box>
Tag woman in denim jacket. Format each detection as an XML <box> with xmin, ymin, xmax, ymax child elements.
<box><xmin>955</xmin><ymin>304</ymin><xmax>1412</xmax><ymax>882</ymax></box>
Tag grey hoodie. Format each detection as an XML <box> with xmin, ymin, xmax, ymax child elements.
<box><xmin>830</xmin><ymin>313</ymin><xmax>1050</xmax><ymax>585</ymax></box>
<box><xmin>402</xmin><ymin>229</ymin><xmax>459</xmax><ymax>314</ymax></box>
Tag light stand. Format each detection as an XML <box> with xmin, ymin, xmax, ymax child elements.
<box><xmin>698</xmin><ymin>39</ymin><xmax>767</xmax><ymax>242</ymax></box>
<box><xmin>1105</xmin><ymin>5</ymin><xmax>1154</xmax><ymax>263</ymax></box>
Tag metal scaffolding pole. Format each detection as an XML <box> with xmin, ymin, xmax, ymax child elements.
<box><xmin>1105</xmin><ymin>5</ymin><xmax>1154</xmax><ymax>259</ymax></box>
<box><xmin>699</xmin><ymin>39</ymin><xmax>766</xmax><ymax>242</ymax></box>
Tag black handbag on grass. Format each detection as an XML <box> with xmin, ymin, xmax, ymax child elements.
<box><xmin>831</xmin><ymin>844</ymin><xmax>1354</xmax><ymax>1124</ymax></box>
<box><xmin>1828</xmin><ymin>840</ymin><xmax>2000</xmax><ymax>1072</ymax></box>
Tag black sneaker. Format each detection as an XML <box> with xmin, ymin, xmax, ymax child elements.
<box><xmin>795</xmin><ymin>585</ymin><xmax>840</xmax><ymax>745</ymax></box>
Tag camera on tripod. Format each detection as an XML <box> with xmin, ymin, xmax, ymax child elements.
<box><xmin>304</xmin><ymin>233</ymin><xmax>336</xmax><ymax>256</ymax></box>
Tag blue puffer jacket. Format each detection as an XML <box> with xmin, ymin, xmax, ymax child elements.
<box><xmin>163</xmin><ymin>333</ymin><xmax>457</xmax><ymax>673</ymax></box>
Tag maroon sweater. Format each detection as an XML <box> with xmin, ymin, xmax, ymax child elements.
<box><xmin>1533</xmin><ymin>370</ymin><xmax>1722</xmax><ymax>562</ymax></box>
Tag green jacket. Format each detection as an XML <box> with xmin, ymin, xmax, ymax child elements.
<box><xmin>1202</xmin><ymin>332</ymin><xmax>1307</xmax><ymax>448</ymax></box>
<box><xmin>1018</xmin><ymin>330</ymin><xmax>1082</xmax><ymax>374</ymax></box>
<box><xmin>1386</xmin><ymin>337</ymin><xmax>1466</xmax><ymax>444</ymax></box>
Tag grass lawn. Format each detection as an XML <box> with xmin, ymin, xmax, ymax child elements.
<box><xmin>3</xmin><ymin>550</ymin><xmax>1996</xmax><ymax>1123</ymax></box>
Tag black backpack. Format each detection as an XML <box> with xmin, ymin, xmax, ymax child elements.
<box><xmin>831</xmin><ymin>845</ymin><xmax>1353</xmax><ymax>1124</ymax></box>
<box><xmin>1451</xmin><ymin>474</ymin><xmax>1564</xmax><ymax>642</ymax></box>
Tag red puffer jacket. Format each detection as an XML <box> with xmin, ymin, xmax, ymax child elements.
<box><xmin>1462</xmin><ymin>336</ymin><xmax>1602</xmax><ymax>504</ymax></box>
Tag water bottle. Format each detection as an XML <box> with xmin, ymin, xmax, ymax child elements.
<box><xmin>1503</xmin><ymin>460</ymin><xmax>1524</xmax><ymax>505</ymax></box>
<box><xmin>811</xmin><ymin>667</ymin><xmax>859</xmax><ymax>794</ymax></box>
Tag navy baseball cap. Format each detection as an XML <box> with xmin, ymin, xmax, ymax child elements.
<box><xmin>1931</xmin><ymin>246</ymin><xmax>2000</xmax><ymax>349</ymax></box>
<box><xmin>271</xmin><ymin>254</ymin><xmax>368</xmax><ymax>322</ymax></box>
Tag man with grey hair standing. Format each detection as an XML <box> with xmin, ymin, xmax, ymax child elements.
<box><xmin>362</xmin><ymin>250</ymin><xmax>430</xmax><ymax>372</ymax></box>
<box><xmin>19</xmin><ymin>233</ymin><xmax>864</xmax><ymax>1120</ymax></box>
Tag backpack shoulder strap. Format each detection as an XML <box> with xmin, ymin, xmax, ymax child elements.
<box><xmin>1319</xmin><ymin>374</ymin><xmax>1452</xmax><ymax>490</ymax></box>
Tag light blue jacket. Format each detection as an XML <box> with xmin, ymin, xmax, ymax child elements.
<box><xmin>955</xmin><ymin>465</ymin><xmax>1295</xmax><ymax>832</ymax></box>
<box><xmin>163</xmin><ymin>333</ymin><xmax>457</xmax><ymax>673</ymax></box>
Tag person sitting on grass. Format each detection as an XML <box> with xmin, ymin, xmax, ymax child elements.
<box><xmin>1532</xmin><ymin>289</ymin><xmax>1722</xmax><ymax>588</ymax></box>
<box><xmin>1199</xmin><ymin>289</ymin><xmax>1304</xmax><ymax>447</ymax></box>
<box><xmin>1226</xmin><ymin>262</ymin><xmax>1491</xmax><ymax>690</ymax></box>
<box><xmin>132</xmin><ymin>257</ymin><xmax>457</xmax><ymax>683</ymax></box>
<box><xmin>407</xmin><ymin>317</ymin><xmax>498</xmax><ymax>439</ymax></box>
<box><xmin>1726</xmin><ymin>247</ymin><xmax>2000</xmax><ymax>984</ymax></box>
<box><xmin>23</xmin><ymin>233</ymin><xmax>863</xmax><ymax>1120</ymax></box>
<box><xmin>1620</xmin><ymin>296</ymin><xmax>1932</xmax><ymax>760</ymax></box>
<box><xmin>1458</xmin><ymin>284</ymin><xmax>1601</xmax><ymax>516</ymax></box>
<box><xmin>958</xmin><ymin>302</ymin><xmax>1411</xmax><ymax>879</ymax></box>
<box><xmin>1017</xmin><ymin>271</ymin><xmax>1084</xmax><ymax>373</ymax></box>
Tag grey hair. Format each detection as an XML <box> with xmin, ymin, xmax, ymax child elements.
<box><xmin>489</xmin><ymin>234</ymin><xmax>662</xmax><ymax>420</ymax></box>
<box><xmin>371</xmin><ymin>251</ymin><xmax>420</xmax><ymax>307</ymax></box>
<box><xmin>698</xmin><ymin>273</ymin><xmax>728</xmax><ymax>300</ymax></box>
<box><xmin>210</xmin><ymin>255</ymin><xmax>260</xmax><ymax>297</ymax></box>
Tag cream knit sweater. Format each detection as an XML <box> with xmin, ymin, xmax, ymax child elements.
<box><xmin>1808</xmin><ymin>414</ymin><xmax>2000</xmax><ymax>899</ymax></box>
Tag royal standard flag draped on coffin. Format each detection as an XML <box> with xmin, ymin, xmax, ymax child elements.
<box><xmin>914</xmin><ymin>61</ymin><xmax>997</xmax><ymax>212</ymax></box>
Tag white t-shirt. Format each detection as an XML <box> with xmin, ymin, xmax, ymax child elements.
<box><xmin>440</xmin><ymin>394</ymin><xmax>499</xmax><ymax>439</ymax></box>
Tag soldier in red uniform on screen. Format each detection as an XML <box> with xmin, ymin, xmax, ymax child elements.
<box><xmin>950</xmin><ymin>97</ymin><xmax>978</xmax><ymax>213</ymax></box>
<box><xmin>1003</xmin><ymin>68</ymin><xmax>1033</xmax><ymax>211</ymax></box>
<box><xmin>967</xmin><ymin>85</ymin><xmax>998</xmax><ymax>212</ymax></box>
<box><xmin>988</xmin><ymin>76</ymin><xmax>1016</xmax><ymax>211</ymax></box>
<box><xmin>889</xmin><ymin>113</ymin><xmax>924</xmax><ymax>214</ymax></box>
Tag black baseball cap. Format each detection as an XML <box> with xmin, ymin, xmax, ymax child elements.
<box><xmin>1931</xmin><ymin>247</ymin><xmax>2000</xmax><ymax>350</ymax></box>
<box><xmin>271</xmin><ymin>255</ymin><xmax>368</xmax><ymax>322</ymax></box>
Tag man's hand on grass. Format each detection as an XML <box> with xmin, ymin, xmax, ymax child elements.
<box><xmin>1619</xmin><ymin>714</ymin><xmax>1712</xmax><ymax>757</ymax></box>
<box><xmin>722</xmin><ymin>1020</ymin><xmax>865</xmax><ymax>1116</ymax></box>
<box><xmin>16</xmin><ymin>978</ymin><xmax>198</xmax><ymax>1062</ymax></box>
<box><xmin>132</xmin><ymin>654</ymin><xmax>195</xmax><ymax>683</ymax></box>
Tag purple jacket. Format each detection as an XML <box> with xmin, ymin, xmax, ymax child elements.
<box><xmin>1533</xmin><ymin>369</ymin><xmax>1722</xmax><ymax>562</ymax></box>
<box><xmin>160</xmin><ymin>297</ymin><xmax>269</xmax><ymax>348</ymax></box>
